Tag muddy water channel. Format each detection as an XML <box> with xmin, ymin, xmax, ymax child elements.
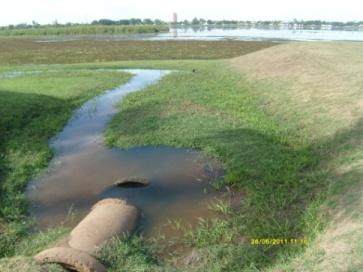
<box><xmin>27</xmin><ymin>69</ymin><xmax>224</xmax><ymax>239</ymax></box>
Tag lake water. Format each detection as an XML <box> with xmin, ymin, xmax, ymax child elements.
<box><xmin>35</xmin><ymin>27</ymin><xmax>363</xmax><ymax>43</ymax></box>
<box><xmin>155</xmin><ymin>27</ymin><xmax>363</xmax><ymax>41</ymax></box>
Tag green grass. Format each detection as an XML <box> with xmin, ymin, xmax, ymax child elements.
<box><xmin>0</xmin><ymin>39</ymin><xmax>275</xmax><ymax>269</ymax></box>
<box><xmin>227</xmin><ymin>42</ymin><xmax>363</xmax><ymax>271</ymax></box>
<box><xmin>102</xmin><ymin>47</ymin><xmax>363</xmax><ymax>270</ymax></box>
<box><xmin>0</xmin><ymin>25</ymin><xmax>169</xmax><ymax>36</ymax></box>
<box><xmin>0</xmin><ymin>227</ymin><xmax>69</xmax><ymax>271</ymax></box>
<box><xmin>99</xmin><ymin>236</ymin><xmax>164</xmax><ymax>272</ymax></box>
<box><xmin>0</xmin><ymin>69</ymin><xmax>131</xmax><ymax>257</ymax></box>
<box><xmin>1</xmin><ymin>42</ymin><xmax>362</xmax><ymax>271</ymax></box>
<box><xmin>103</xmin><ymin>61</ymin><xmax>318</xmax><ymax>270</ymax></box>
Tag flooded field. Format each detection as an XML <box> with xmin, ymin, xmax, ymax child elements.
<box><xmin>0</xmin><ymin>71</ymin><xmax>40</xmax><ymax>78</ymax></box>
<box><xmin>26</xmin><ymin>69</ymin><xmax>224</xmax><ymax>239</ymax></box>
<box><xmin>0</xmin><ymin>39</ymin><xmax>275</xmax><ymax>64</ymax></box>
<box><xmin>33</xmin><ymin>26</ymin><xmax>363</xmax><ymax>42</ymax></box>
<box><xmin>154</xmin><ymin>27</ymin><xmax>363</xmax><ymax>41</ymax></box>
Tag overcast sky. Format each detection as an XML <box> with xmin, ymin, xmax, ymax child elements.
<box><xmin>0</xmin><ymin>0</ymin><xmax>362</xmax><ymax>26</ymax></box>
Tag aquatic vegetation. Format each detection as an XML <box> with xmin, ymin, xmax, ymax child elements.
<box><xmin>0</xmin><ymin>25</ymin><xmax>169</xmax><ymax>36</ymax></box>
<box><xmin>0</xmin><ymin>39</ymin><xmax>276</xmax><ymax>65</ymax></box>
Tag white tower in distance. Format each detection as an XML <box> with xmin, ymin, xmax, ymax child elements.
<box><xmin>173</xmin><ymin>12</ymin><xmax>178</xmax><ymax>24</ymax></box>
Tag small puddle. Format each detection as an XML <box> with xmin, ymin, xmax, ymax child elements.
<box><xmin>27</xmin><ymin>69</ymin><xmax>224</xmax><ymax>240</ymax></box>
<box><xmin>0</xmin><ymin>71</ymin><xmax>40</xmax><ymax>79</ymax></box>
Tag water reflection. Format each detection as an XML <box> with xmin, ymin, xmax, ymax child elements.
<box><xmin>27</xmin><ymin>69</ymin><xmax>224</xmax><ymax>240</ymax></box>
<box><xmin>35</xmin><ymin>26</ymin><xmax>363</xmax><ymax>43</ymax></box>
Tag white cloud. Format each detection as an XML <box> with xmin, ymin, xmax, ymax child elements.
<box><xmin>0</xmin><ymin>0</ymin><xmax>362</xmax><ymax>26</ymax></box>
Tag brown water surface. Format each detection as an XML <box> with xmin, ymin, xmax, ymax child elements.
<box><xmin>26</xmin><ymin>69</ymin><xmax>224</xmax><ymax>239</ymax></box>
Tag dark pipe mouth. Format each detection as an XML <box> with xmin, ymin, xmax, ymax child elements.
<box><xmin>114</xmin><ymin>177</ymin><xmax>150</xmax><ymax>188</ymax></box>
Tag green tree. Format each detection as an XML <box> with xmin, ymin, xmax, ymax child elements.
<box><xmin>192</xmin><ymin>18</ymin><xmax>200</xmax><ymax>25</ymax></box>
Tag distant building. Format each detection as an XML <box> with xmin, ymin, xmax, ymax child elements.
<box><xmin>321</xmin><ymin>24</ymin><xmax>333</xmax><ymax>30</ymax></box>
<box><xmin>279</xmin><ymin>22</ymin><xmax>289</xmax><ymax>30</ymax></box>
<box><xmin>293</xmin><ymin>23</ymin><xmax>304</xmax><ymax>30</ymax></box>
<box><xmin>173</xmin><ymin>13</ymin><xmax>178</xmax><ymax>24</ymax></box>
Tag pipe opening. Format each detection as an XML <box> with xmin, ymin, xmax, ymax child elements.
<box><xmin>114</xmin><ymin>177</ymin><xmax>150</xmax><ymax>188</ymax></box>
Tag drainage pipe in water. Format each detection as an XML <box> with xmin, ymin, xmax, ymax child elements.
<box><xmin>34</xmin><ymin>198</ymin><xmax>138</xmax><ymax>272</ymax></box>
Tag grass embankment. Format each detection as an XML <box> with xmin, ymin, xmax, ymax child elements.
<box><xmin>1</xmin><ymin>41</ymin><xmax>362</xmax><ymax>271</ymax></box>
<box><xmin>0</xmin><ymin>40</ymin><xmax>274</xmax><ymax>271</ymax></box>
<box><xmin>231</xmin><ymin>42</ymin><xmax>363</xmax><ymax>272</ymax></box>
<box><xmin>104</xmin><ymin>61</ymin><xmax>315</xmax><ymax>271</ymax></box>
<box><xmin>0</xmin><ymin>39</ymin><xmax>276</xmax><ymax>64</ymax></box>
<box><xmin>0</xmin><ymin>69</ymin><xmax>131</xmax><ymax>261</ymax></box>
<box><xmin>103</xmin><ymin>42</ymin><xmax>363</xmax><ymax>271</ymax></box>
<box><xmin>0</xmin><ymin>25</ymin><xmax>169</xmax><ymax>36</ymax></box>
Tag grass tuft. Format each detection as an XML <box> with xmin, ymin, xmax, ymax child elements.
<box><xmin>0</xmin><ymin>69</ymin><xmax>131</xmax><ymax>257</ymax></box>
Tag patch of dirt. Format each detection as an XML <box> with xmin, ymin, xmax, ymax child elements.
<box><xmin>182</xmin><ymin>249</ymin><xmax>203</xmax><ymax>266</ymax></box>
<box><xmin>283</xmin><ymin>173</ymin><xmax>363</xmax><ymax>271</ymax></box>
<box><xmin>316</xmin><ymin>220</ymin><xmax>363</xmax><ymax>271</ymax></box>
<box><xmin>228</xmin><ymin>190</ymin><xmax>245</xmax><ymax>212</ymax></box>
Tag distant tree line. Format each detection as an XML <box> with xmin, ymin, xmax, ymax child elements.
<box><xmin>177</xmin><ymin>18</ymin><xmax>363</xmax><ymax>26</ymax></box>
<box><xmin>91</xmin><ymin>18</ymin><xmax>166</xmax><ymax>25</ymax></box>
<box><xmin>176</xmin><ymin>18</ymin><xmax>363</xmax><ymax>30</ymax></box>
<box><xmin>0</xmin><ymin>18</ymin><xmax>167</xmax><ymax>30</ymax></box>
<box><xmin>2</xmin><ymin>18</ymin><xmax>363</xmax><ymax>31</ymax></box>
<box><xmin>0</xmin><ymin>20</ymin><xmax>169</xmax><ymax>36</ymax></box>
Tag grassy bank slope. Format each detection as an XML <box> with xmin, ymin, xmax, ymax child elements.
<box><xmin>1</xmin><ymin>41</ymin><xmax>361</xmax><ymax>271</ymax></box>
<box><xmin>105</xmin><ymin>42</ymin><xmax>363</xmax><ymax>270</ymax></box>
<box><xmin>0</xmin><ymin>39</ymin><xmax>276</xmax><ymax>64</ymax></box>
<box><xmin>105</xmin><ymin>61</ymin><xmax>314</xmax><ymax>270</ymax></box>
<box><xmin>230</xmin><ymin>42</ymin><xmax>363</xmax><ymax>140</ymax></box>
<box><xmin>0</xmin><ymin>40</ymin><xmax>277</xmax><ymax>271</ymax></box>
<box><xmin>0</xmin><ymin>69</ymin><xmax>131</xmax><ymax>258</ymax></box>
<box><xmin>230</xmin><ymin>42</ymin><xmax>363</xmax><ymax>271</ymax></box>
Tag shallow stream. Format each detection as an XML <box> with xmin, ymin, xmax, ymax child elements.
<box><xmin>26</xmin><ymin>69</ymin><xmax>224</xmax><ymax>239</ymax></box>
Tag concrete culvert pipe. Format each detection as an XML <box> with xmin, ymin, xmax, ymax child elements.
<box><xmin>69</xmin><ymin>198</ymin><xmax>138</xmax><ymax>254</ymax></box>
<box><xmin>34</xmin><ymin>247</ymin><xmax>106</xmax><ymax>272</ymax></box>
<box><xmin>34</xmin><ymin>198</ymin><xmax>138</xmax><ymax>272</ymax></box>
